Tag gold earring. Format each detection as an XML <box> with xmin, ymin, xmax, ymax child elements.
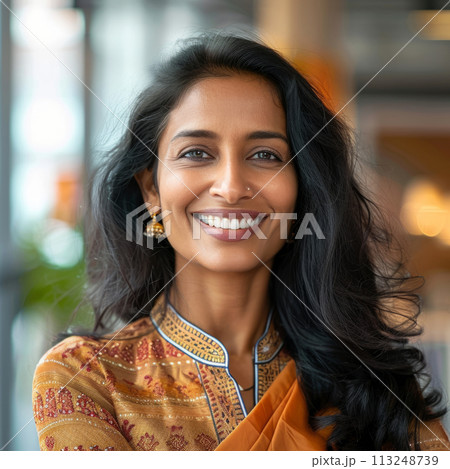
<box><xmin>144</xmin><ymin>209</ymin><xmax>165</xmax><ymax>238</ymax></box>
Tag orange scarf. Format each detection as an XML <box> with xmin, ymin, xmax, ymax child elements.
<box><xmin>215</xmin><ymin>360</ymin><xmax>333</xmax><ymax>451</ymax></box>
<box><xmin>215</xmin><ymin>360</ymin><xmax>450</xmax><ymax>451</ymax></box>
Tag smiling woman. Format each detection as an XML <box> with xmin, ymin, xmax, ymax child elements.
<box><xmin>32</xmin><ymin>33</ymin><xmax>449</xmax><ymax>451</ymax></box>
<box><xmin>134</xmin><ymin>74</ymin><xmax>297</xmax><ymax>279</ymax></box>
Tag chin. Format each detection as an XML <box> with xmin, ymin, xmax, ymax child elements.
<box><xmin>195</xmin><ymin>252</ymin><xmax>263</xmax><ymax>274</ymax></box>
<box><xmin>204</xmin><ymin>263</ymin><xmax>261</xmax><ymax>274</ymax></box>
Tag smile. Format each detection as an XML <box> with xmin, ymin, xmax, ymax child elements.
<box><xmin>194</xmin><ymin>213</ymin><xmax>266</xmax><ymax>230</ymax></box>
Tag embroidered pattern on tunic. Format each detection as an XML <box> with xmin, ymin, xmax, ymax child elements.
<box><xmin>32</xmin><ymin>292</ymin><xmax>292</xmax><ymax>451</ymax></box>
<box><xmin>197</xmin><ymin>363</ymin><xmax>246</xmax><ymax>443</ymax></box>
<box><xmin>256</xmin><ymin>349</ymin><xmax>291</xmax><ymax>401</ymax></box>
<box><xmin>151</xmin><ymin>299</ymin><xmax>226</xmax><ymax>365</ymax></box>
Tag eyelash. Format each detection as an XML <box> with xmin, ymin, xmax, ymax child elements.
<box><xmin>179</xmin><ymin>149</ymin><xmax>282</xmax><ymax>162</ymax></box>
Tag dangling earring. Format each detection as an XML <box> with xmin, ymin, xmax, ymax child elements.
<box><xmin>144</xmin><ymin>209</ymin><xmax>165</xmax><ymax>238</ymax></box>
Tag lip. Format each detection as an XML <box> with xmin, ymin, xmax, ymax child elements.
<box><xmin>191</xmin><ymin>209</ymin><xmax>267</xmax><ymax>220</ymax></box>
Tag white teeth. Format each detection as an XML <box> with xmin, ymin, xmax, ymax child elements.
<box><xmin>230</xmin><ymin>219</ymin><xmax>240</xmax><ymax>229</ymax></box>
<box><xmin>196</xmin><ymin>214</ymin><xmax>265</xmax><ymax>230</ymax></box>
<box><xmin>239</xmin><ymin>218</ymin><xmax>248</xmax><ymax>229</ymax></box>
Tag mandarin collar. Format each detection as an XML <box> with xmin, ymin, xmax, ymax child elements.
<box><xmin>149</xmin><ymin>293</ymin><xmax>284</xmax><ymax>367</ymax></box>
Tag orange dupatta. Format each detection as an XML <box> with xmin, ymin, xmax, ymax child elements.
<box><xmin>215</xmin><ymin>360</ymin><xmax>332</xmax><ymax>451</ymax></box>
<box><xmin>215</xmin><ymin>360</ymin><xmax>450</xmax><ymax>451</ymax></box>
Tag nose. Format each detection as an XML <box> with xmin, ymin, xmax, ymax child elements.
<box><xmin>208</xmin><ymin>156</ymin><xmax>252</xmax><ymax>204</ymax></box>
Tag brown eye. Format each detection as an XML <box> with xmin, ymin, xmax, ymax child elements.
<box><xmin>251</xmin><ymin>151</ymin><xmax>281</xmax><ymax>161</ymax></box>
<box><xmin>180</xmin><ymin>150</ymin><xmax>211</xmax><ymax>160</ymax></box>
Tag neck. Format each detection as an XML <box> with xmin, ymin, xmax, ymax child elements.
<box><xmin>168</xmin><ymin>257</ymin><xmax>273</xmax><ymax>357</ymax></box>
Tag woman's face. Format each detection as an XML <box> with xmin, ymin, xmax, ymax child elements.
<box><xmin>136</xmin><ymin>73</ymin><xmax>298</xmax><ymax>272</ymax></box>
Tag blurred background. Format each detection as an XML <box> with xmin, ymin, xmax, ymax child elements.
<box><xmin>1</xmin><ymin>0</ymin><xmax>450</xmax><ymax>450</ymax></box>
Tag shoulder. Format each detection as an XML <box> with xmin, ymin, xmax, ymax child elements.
<box><xmin>33</xmin><ymin>315</ymin><xmax>180</xmax><ymax>382</ymax></box>
<box><xmin>33</xmin><ymin>334</ymin><xmax>105</xmax><ymax>390</ymax></box>
<box><xmin>100</xmin><ymin>316</ymin><xmax>155</xmax><ymax>341</ymax></box>
<box><xmin>33</xmin><ymin>317</ymin><xmax>150</xmax><ymax>374</ymax></box>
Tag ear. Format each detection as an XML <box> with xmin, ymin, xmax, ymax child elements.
<box><xmin>134</xmin><ymin>167</ymin><xmax>161</xmax><ymax>209</ymax></box>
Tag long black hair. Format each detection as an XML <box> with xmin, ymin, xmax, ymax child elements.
<box><xmin>81</xmin><ymin>33</ymin><xmax>446</xmax><ymax>450</ymax></box>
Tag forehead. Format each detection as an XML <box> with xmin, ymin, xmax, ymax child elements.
<box><xmin>161</xmin><ymin>74</ymin><xmax>286</xmax><ymax>139</ymax></box>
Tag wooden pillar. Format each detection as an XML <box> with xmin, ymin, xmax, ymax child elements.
<box><xmin>256</xmin><ymin>0</ymin><xmax>352</xmax><ymax>112</ymax></box>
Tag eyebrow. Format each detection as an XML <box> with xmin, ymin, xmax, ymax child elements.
<box><xmin>170</xmin><ymin>129</ymin><xmax>289</xmax><ymax>144</ymax></box>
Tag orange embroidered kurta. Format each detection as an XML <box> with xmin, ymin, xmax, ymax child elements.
<box><xmin>32</xmin><ymin>292</ymin><xmax>291</xmax><ymax>451</ymax></box>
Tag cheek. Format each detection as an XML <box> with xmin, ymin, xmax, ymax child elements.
<box><xmin>270</xmin><ymin>169</ymin><xmax>298</xmax><ymax>212</ymax></box>
<box><xmin>158</xmin><ymin>169</ymin><xmax>197</xmax><ymax>218</ymax></box>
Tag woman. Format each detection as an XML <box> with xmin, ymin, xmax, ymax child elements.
<box><xmin>32</xmin><ymin>33</ymin><xmax>449</xmax><ymax>451</ymax></box>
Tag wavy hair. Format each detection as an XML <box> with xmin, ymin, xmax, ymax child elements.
<box><xmin>79</xmin><ymin>33</ymin><xmax>446</xmax><ymax>450</ymax></box>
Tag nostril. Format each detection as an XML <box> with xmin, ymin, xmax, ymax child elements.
<box><xmin>209</xmin><ymin>181</ymin><xmax>254</xmax><ymax>202</ymax></box>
